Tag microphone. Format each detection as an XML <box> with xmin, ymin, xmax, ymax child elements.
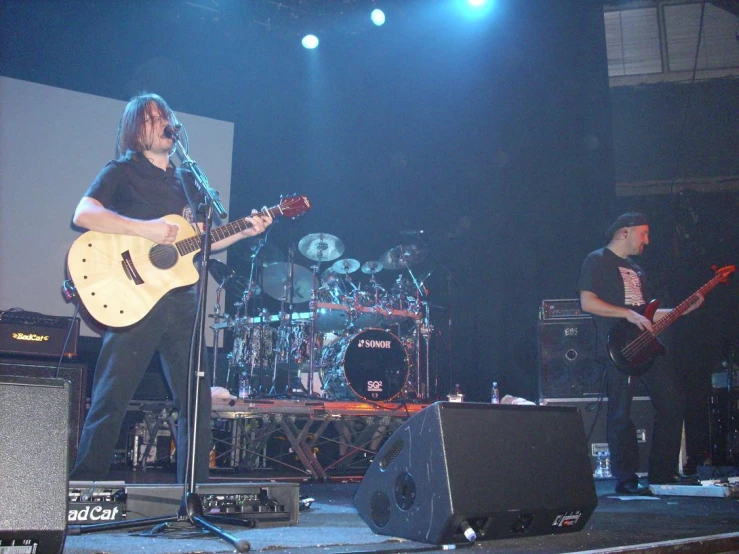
<box><xmin>163</xmin><ymin>123</ymin><xmax>182</xmax><ymax>139</ymax></box>
<box><xmin>399</xmin><ymin>230</ymin><xmax>424</xmax><ymax>237</ymax></box>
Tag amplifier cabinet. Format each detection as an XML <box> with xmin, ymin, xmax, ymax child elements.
<box><xmin>0</xmin><ymin>315</ymin><xmax>79</xmax><ymax>357</ymax></box>
<box><xmin>0</xmin><ymin>358</ymin><xmax>87</xmax><ymax>466</ymax></box>
<box><xmin>542</xmin><ymin>397</ymin><xmax>654</xmax><ymax>474</ymax></box>
<box><xmin>537</xmin><ymin>318</ymin><xmax>601</xmax><ymax>399</ymax></box>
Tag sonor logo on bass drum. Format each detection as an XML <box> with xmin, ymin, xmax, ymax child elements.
<box><xmin>358</xmin><ymin>339</ymin><xmax>392</xmax><ymax>349</ymax></box>
<box><xmin>367</xmin><ymin>380</ymin><xmax>384</xmax><ymax>392</ymax></box>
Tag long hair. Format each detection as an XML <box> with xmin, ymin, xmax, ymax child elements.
<box><xmin>115</xmin><ymin>92</ymin><xmax>177</xmax><ymax>157</ymax></box>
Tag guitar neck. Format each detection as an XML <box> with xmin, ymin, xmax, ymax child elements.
<box><xmin>652</xmin><ymin>272</ymin><xmax>725</xmax><ymax>336</ymax></box>
<box><xmin>175</xmin><ymin>207</ymin><xmax>276</xmax><ymax>256</ymax></box>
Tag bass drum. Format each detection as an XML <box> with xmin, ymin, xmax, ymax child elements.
<box><xmin>320</xmin><ymin>328</ymin><xmax>409</xmax><ymax>401</ymax></box>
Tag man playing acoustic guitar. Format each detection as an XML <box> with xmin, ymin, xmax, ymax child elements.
<box><xmin>69</xmin><ymin>93</ymin><xmax>273</xmax><ymax>483</ymax></box>
<box><xmin>578</xmin><ymin>212</ymin><xmax>703</xmax><ymax>495</ymax></box>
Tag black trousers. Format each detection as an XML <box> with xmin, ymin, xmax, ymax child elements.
<box><xmin>605</xmin><ymin>352</ymin><xmax>685</xmax><ymax>484</ymax></box>
<box><xmin>71</xmin><ymin>290</ymin><xmax>212</xmax><ymax>483</ymax></box>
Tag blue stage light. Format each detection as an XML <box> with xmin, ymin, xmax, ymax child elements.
<box><xmin>371</xmin><ymin>9</ymin><xmax>386</xmax><ymax>26</ymax></box>
<box><xmin>302</xmin><ymin>34</ymin><xmax>319</xmax><ymax>49</ymax></box>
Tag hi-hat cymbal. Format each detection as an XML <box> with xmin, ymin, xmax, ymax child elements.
<box><xmin>261</xmin><ymin>262</ymin><xmax>313</xmax><ymax>303</ymax></box>
<box><xmin>298</xmin><ymin>233</ymin><xmax>345</xmax><ymax>262</ymax></box>
<box><xmin>361</xmin><ymin>261</ymin><xmax>383</xmax><ymax>274</ymax></box>
<box><xmin>207</xmin><ymin>260</ymin><xmax>249</xmax><ymax>297</ymax></box>
<box><xmin>379</xmin><ymin>243</ymin><xmax>429</xmax><ymax>269</ymax></box>
<box><xmin>332</xmin><ymin>258</ymin><xmax>360</xmax><ymax>274</ymax></box>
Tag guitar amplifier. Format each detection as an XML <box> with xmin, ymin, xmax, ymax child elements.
<box><xmin>539</xmin><ymin>299</ymin><xmax>590</xmax><ymax>320</ymax></box>
<box><xmin>0</xmin><ymin>311</ymin><xmax>79</xmax><ymax>357</ymax></box>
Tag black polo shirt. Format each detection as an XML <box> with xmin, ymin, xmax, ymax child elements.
<box><xmin>85</xmin><ymin>151</ymin><xmax>201</xmax><ymax>222</ymax></box>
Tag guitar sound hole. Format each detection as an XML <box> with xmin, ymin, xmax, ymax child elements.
<box><xmin>150</xmin><ymin>244</ymin><xmax>178</xmax><ymax>270</ymax></box>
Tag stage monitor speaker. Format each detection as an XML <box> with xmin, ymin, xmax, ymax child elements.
<box><xmin>0</xmin><ymin>358</ymin><xmax>86</xmax><ymax>466</ymax></box>
<box><xmin>354</xmin><ymin>401</ymin><xmax>597</xmax><ymax>545</ymax></box>
<box><xmin>537</xmin><ymin>318</ymin><xmax>601</xmax><ymax>398</ymax></box>
<box><xmin>0</xmin><ymin>375</ymin><xmax>69</xmax><ymax>553</ymax></box>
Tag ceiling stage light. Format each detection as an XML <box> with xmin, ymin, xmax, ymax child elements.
<box><xmin>302</xmin><ymin>34</ymin><xmax>320</xmax><ymax>49</ymax></box>
<box><xmin>371</xmin><ymin>9</ymin><xmax>386</xmax><ymax>26</ymax></box>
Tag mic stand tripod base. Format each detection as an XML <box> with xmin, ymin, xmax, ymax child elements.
<box><xmin>67</xmin><ymin>491</ymin><xmax>255</xmax><ymax>553</ymax></box>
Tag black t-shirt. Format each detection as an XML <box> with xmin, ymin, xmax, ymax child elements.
<box><xmin>577</xmin><ymin>247</ymin><xmax>649</xmax><ymax>355</ymax></box>
<box><xmin>84</xmin><ymin>151</ymin><xmax>201</xmax><ymax>222</ymax></box>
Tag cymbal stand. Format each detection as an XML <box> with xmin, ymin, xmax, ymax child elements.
<box><xmin>272</xmin><ymin>244</ymin><xmax>299</xmax><ymax>395</ymax></box>
<box><xmin>307</xmin><ymin>263</ymin><xmax>321</xmax><ymax>397</ymax></box>
<box><xmin>419</xmin><ymin>303</ymin><xmax>434</xmax><ymax>400</ymax></box>
<box><xmin>210</xmin><ymin>281</ymin><xmax>228</xmax><ymax>386</ymax></box>
<box><xmin>402</xmin><ymin>263</ymin><xmax>431</xmax><ymax>399</ymax></box>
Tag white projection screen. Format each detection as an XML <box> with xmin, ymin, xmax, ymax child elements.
<box><xmin>0</xmin><ymin>77</ymin><xmax>233</xmax><ymax>343</ymax></box>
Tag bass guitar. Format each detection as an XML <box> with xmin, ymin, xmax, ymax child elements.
<box><xmin>67</xmin><ymin>194</ymin><xmax>311</xmax><ymax>328</ymax></box>
<box><xmin>607</xmin><ymin>264</ymin><xmax>735</xmax><ymax>376</ymax></box>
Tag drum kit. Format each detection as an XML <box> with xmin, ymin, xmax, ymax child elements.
<box><xmin>210</xmin><ymin>231</ymin><xmax>436</xmax><ymax>403</ymax></box>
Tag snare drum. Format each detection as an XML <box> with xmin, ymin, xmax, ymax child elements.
<box><xmin>320</xmin><ymin>328</ymin><xmax>409</xmax><ymax>401</ymax></box>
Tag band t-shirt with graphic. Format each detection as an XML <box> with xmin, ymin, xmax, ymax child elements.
<box><xmin>577</xmin><ymin>247</ymin><xmax>649</xmax><ymax>357</ymax></box>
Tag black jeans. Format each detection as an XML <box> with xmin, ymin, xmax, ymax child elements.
<box><xmin>605</xmin><ymin>353</ymin><xmax>685</xmax><ymax>484</ymax></box>
<box><xmin>71</xmin><ymin>290</ymin><xmax>212</xmax><ymax>483</ymax></box>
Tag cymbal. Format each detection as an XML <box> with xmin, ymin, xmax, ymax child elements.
<box><xmin>208</xmin><ymin>259</ymin><xmax>234</xmax><ymax>284</ymax></box>
<box><xmin>261</xmin><ymin>262</ymin><xmax>313</xmax><ymax>303</ymax></box>
<box><xmin>207</xmin><ymin>260</ymin><xmax>248</xmax><ymax>297</ymax></box>
<box><xmin>238</xmin><ymin>237</ymin><xmax>284</xmax><ymax>267</ymax></box>
<box><xmin>361</xmin><ymin>261</ymin><xmax>383</xmax><ymax>274</ymax></box>
<box><xmin>379</xmin><ymin>243</ymin><xmax>429</xmax><ymax>270</ymax></box>
<box><xmin>332</xmin><ymin>258</ymin><xmax>360</xmax><ymax>274</ymax></box>
<box><xmin>298</xmin><ymin>233</ymin><xmax>345</xmax><ymax>262</ymax></box>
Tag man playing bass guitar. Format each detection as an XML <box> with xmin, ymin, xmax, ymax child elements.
<box><xmin>577</xmin><ymin>212</ymin><xmax>703</xmax><ymax>495</ymax></box>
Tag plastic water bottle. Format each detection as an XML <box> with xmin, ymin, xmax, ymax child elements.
<box><xmin>594</xmin><ymin>450</ymin><xmax>612</xmax><ymax>478</ymax></box>
<box><xmin>491</xmin><ymin>381</ymin><xmax>500</xmax><ymax>404</ymax></box>
<box><xmin>238</xmin><ymin>373</ymin><xmax>250</xmax><ymax>400</ymax></box>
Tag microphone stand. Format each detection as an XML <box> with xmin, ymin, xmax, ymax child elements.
<box><xmin>67</xmin><ymin>130</ymin><xmax>253</xmax><ymax>552</ymax></box>
<box><xmin>173</xmin><ymin>129</ymin><xmax>254</xmax><ymax>550</ymax></box>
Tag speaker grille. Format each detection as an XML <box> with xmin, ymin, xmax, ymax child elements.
<box><xmin>379</xmin><ymin>438</ymin><xmax>404</xmax><ymax>470</ymax></box>
<box><xmin>537</xmin><ymin>319</ymin><xmax>601</xmax><ymax>398</ymax></box>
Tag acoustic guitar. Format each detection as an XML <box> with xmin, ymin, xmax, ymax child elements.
<box><xmin>67</xmin><ymin>194</ymin><xmax>310</xmax><ymax>328</ymax></box>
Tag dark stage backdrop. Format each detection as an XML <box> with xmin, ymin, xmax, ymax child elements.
<box><xmin>1</xmin><ymin>0</ymin><xmax>615</xmax><ymax>400</ymax></box>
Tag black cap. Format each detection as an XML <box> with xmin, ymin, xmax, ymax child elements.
<box><xmin>606</xmin><ymin>212</ymin><xmax>648</xmax><ymax>239</ymax></box>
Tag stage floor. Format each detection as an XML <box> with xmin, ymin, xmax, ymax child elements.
<box><xmin>61</xmin><ymin>471</ymin><xmax>739</xmax><ymax>554</ymax></box>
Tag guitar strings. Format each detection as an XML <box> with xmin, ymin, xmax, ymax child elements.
<box><xmin>620</xmin><ymin>272</ymin><xmax>726</xmax><ymax>360</ymax></box>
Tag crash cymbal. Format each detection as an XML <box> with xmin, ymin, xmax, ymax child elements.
<box><xmin>207</xmin><ymin>259</ymin><xmax>249</xmax><ymax>297</ymax></box>
<box><xmin>298</xmin><ymin>233</ymin><xmax>345</xmax><ymax>262</ymax></box>
<box><xmin>261</xmin><ymin>262</ymin><xmax>314</xmax><ymax>303</ymax></box>
<box><xmin>361</xmin><ymin>261</ymin><xmax>383</xmax><ymax>274</ymax></box>
<box><xmin>379</xmin><ymin>243</ymin><xmax>429</xmax><ymax>270</ymax></box>
<box><xmin>331</xmin><ymin>258</ymin><xmax>360</xmax><ymax>275</ymax></box>
<box><xmin>237</xmin><ymin>237</ymin><xmax>284</xmax><ymax>267</ymax></box>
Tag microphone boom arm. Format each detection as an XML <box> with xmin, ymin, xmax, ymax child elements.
<box><xmin>169</xmin><ymin>127</ymin><xmax>228</xmax><ymax>220</ymax></box>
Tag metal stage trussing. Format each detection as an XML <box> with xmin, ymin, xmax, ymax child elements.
<box><xmin>211</xmin><ymin>398</ymin><xmax>430</xmax><ymax>481</ymax></box>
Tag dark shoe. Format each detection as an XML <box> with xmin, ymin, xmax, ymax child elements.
<box><xmin>614</xmin><ymin>478</ymin><xmax>651</xmax><ymax>495</ymax></box>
